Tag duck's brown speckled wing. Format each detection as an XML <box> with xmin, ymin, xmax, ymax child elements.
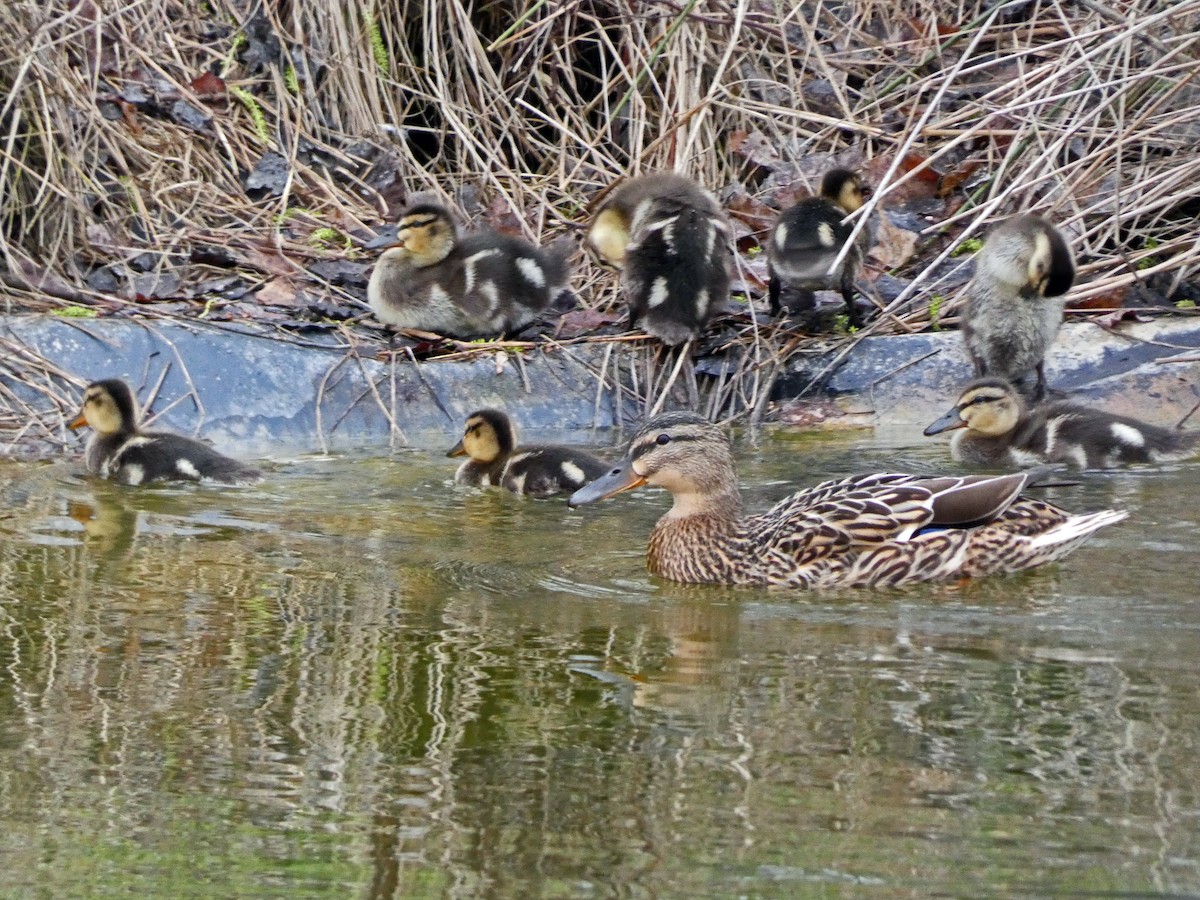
<box><xmin>737</xmin><ymin>471</ymin><xmax>1080</xmax><ymax>588</ymax></box>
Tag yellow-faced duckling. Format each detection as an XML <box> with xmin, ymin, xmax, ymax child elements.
<box><xmin>69</xmin><ymin>379</ymin><xmax>262</xmax><ymax>486</ymax></box>
<box><xmin>570</xmin><ymin>411</ymin><xmax>1124</xmax><ymax>588</ymax></box>
<box><xmin>924</xmin><ymin>377</ymin><xmax>1199</xmax><ymax>468</ymax></box>
<box><xmin>368</xmin><ymin>203</ymin><xmax>570</xmax><ymax>339</ymax></box>
<box><xmin>961</xmin><ymin>215</ymin><xmax>1075</xmax><ymax>401</ymax></box>
<box><xmin>447</xmin><ymin>409</ymin><xmax>608</xmax><ymax>497</ymax></box>
<box><xmin>587</xmin><ymin>173</ymin><xmax>733</xmax><ymax>346</ymax></box>
<box><xmin>767</xmin><ymin>168</ymin><xmax>873</xmax><ymax>327</ymax></box>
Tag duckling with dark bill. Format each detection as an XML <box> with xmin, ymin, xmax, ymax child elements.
<box><xmin>961</xmin><ymin>215</ymin><xmax>1075</xmax><ymax>401</ymax></box>
<box><xmin>448</xmin><ymin>409</ymin><xmax>608</xmax><ymax>497</ymax></box>
<box><xmin>69</xmin><ymin>379</ymin><xmax>262</xmax><ymax>486</ymax></box>
<box><xmin>767</xmin><ymin>167</ymin><xmax>873</xmax><ymax>328</ymax></box>
<box><xmin>570</xmin><ymin>411</ymin><xmax>1124</xmax><ymax>588</ymax></box>
<box><xmin>587</xmin><ymin>173</ymin><xmax>733</xmax><ymax>346</ymax></box>
<box><xmin>368</xmin><ymin>203</ymin><xmax>571</xmax><ymax>339</ymax></box>
<box><xmin>924</xmin><ymin>377</ymin><xmax>1199</xmax><ymax>468</ymax></box>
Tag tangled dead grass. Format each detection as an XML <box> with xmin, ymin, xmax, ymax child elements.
<box><xmin>2</xmin><ymin>0</ymin><xmax>1199</xmax><ymax>447</ymax></box>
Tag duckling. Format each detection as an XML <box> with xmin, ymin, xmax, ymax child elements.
<box><xmin>69</xmin><ymin>379</ymin><xmax>262</xmax><ymax>486</ymax></box>
<box><xmin>767</xmin><ymin>168</ymin><xmax>873</xmax><ymax>327</ymax></box>
<box><xmin>569</xmin><ymin>411</ymin><xmax>1124</xmax><ymax>588</ymax></box>
<box><xmin>367</xmin><ymin>203</ymin><xmax>571</xmax><ymax>339</ymax></box>
<box><xmin>447</xmin><ymin>409</ymin><xmax>608</xmax><ymax>497</ymax></box>
<box><xmin>961</xmin><ymin>215</ymin><xmax>1075</xmax><ymax>401</ymax></box>
<box><xmin>924</xmin><ymin>377</ymin><xmax>1199</xmax><ymax>468</ymax></box>
<box><xmin>587</xmin><ymin>173</ymin><xmax>733</xmax><ymax>346</ymax></box>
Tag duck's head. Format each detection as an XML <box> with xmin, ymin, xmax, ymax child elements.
<box><xmin>820</xmin><ymin>169</ymin><xmax>871</xmax><ymax>215</ymax></box>
<box><xmin>69</xmin><ymin>379</ymin><xmax>139</xmax><ymax>436</ymax></box>
<box><xmin>447</xmin><ymin>409</ymin><xmax>517</xmax><ymax>463</ymax></box>
<box><xmin>924</xmin><ymin>378</ymin><xmax>1024</xmax><ymax>438</ymax></box>
<box><xmin>977</xmin><ymin>215</ymin><xmax>1074</xmax><ymax>298</ymax></box>
<box><xmin>570</xmin><ymin>412</ymin><xmax>738</xmax><ymax>514</ymax></box>
<box><xmin>377</xmin><ymin>204</ymin><xmax>457</xmax><ymax>267</ymax></box>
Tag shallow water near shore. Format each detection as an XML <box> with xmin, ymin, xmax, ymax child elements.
<box><xmin>1</xmin><ymin>427</ymin><xmax>1198</xmax><ymax>897</ymax></box>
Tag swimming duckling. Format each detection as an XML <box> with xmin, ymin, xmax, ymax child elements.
<box><xmin>69</xmin><ymin>379</ymin><xmax>262</xmax><ymax>486</ymax></box>
<box><xmin>961</xmin><ymin>215</ymin><xmax>1075</xmax><ymax>401</ymax></box>
<box><xmin>767</xmin><ymin>168</ymin><xmax>873</xmax><ymax>327</ymax></box>
<box><xmin>447</xmin><ymin>409</ymin><xmax>608</xmax><ymax>497</ymax></box>
<box><xmin>587</xmin><ymin>173</ymin><xmax>733</xmax><ymax>346</ymax></box>
<box><xmin>368</xmin><ymin>203</ymin><xmax>570</xmax><ymax>339</ymax></box>
<box><xmin>924</xmin><ymin>377</ymin><xmax>1199</xmax><ymax>468</ymax></box>
<box><xmin>569</xmin><ymin>412</ymin><xmax>1124</xmax><ymax>588</ymax></box>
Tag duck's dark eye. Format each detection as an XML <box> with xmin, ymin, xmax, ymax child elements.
<box><xmin>655</xmin><ymin>433</ymin><xmax>671</xmax><ymax>446</ymax></box>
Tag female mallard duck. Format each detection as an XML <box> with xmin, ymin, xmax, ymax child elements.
<box><xmin>587</xmin><ymin>173</ymin><xmax>733</xmax><ymax>346</ymax></box>
<box><xmin>569</xmin><ymin>411</ymin><xmax>1124</xmax><ymax>588</ymax></box>
<box><xmin>69</xmin><ymin>379</ymin><xmax>262</xmax><ymax>486</ymax></box>
<box><xmin>924</xmin><ymin>377</ymin><xmax>1199</xmax><ymax>468</ymax></box>
<box><xmin>368</xmin><ymin>203</ymin><xmax>571</xmax><ymax>339</ymax></box>
<box><xmin>447</xmin><ymin>409</ymin><xmax>608</xmax><ymax>497</ymax></box>
<box><xmin>767</xmin><ymin>168</ymin><xmax>873</xmax><ymax>327</ymax></box>
<box><xmin>961</xmin><ymin>215</ymin><xmax>1075</xmax><ymax>401</ymax></box>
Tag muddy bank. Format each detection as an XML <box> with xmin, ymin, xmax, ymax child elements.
<box><xmin>3</xmin><ymin>315</ymin><xmax>1198</xmax><ymax>458</ymax></box>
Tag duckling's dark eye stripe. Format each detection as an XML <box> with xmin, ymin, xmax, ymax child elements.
<box><xmin>400</xmin><ymin>215</ymin><xmax>441</xmax><ymax>229</ymax></box>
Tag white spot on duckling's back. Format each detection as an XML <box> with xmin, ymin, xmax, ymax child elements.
<box><xmin>479</xmin><ymin>281</ymin><xmax>501</xmax><ymax>312</ymax></box>
<box><xmin>123</xmin><ymin>463</ymin><xmax>145</xmax><ymax>486</ymax></box>
<box><xmin>516</xmin><ymin>257</ymin><xmax>545</xmax><ymax>287</ymax></box>
<box><xmin>509</xmin><ymin>471</ymin><xmax>528</xmax><ymax>494</ymax></box>
<box><xmin>1110</xmin><ymin>422</ymin><xmax>1145</xmax><ymax>448</ymax></box>
<box><xmin>816</xmin><ymin>222</ymin><xmax>836</xmax><ymax>248</ymax></box>
<box><xmin>648</xmin><ymin>277</ymin><xmax>671</xmax><ymax>308</ymax></box>
<box><xmin>176</xmin><ymin>458</ymin><xmax>200</xmax><ymax>478</ymax></box>
<box><xmin>560</xmin><ymin>461</ymin><xmax>586</xmax><ymax>486</ymax></box>
<box><xmin>774</xmin><ymin>222</ymin><xmax>788</xmax><ymax>247</ymax></box>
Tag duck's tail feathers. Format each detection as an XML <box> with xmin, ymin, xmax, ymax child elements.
<box><xmin>1030</xmin><ymin>508</ymin><xmax>1127</xmax><ymax>557</ymax></box>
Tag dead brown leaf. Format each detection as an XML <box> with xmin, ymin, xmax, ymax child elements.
<box><xmin>255</xmin><ymin>278</ymin><xmax>300</xmax><ymax>307</ymax></box>
<box><xmin>869</xmin><ymin>216</ymin><xmax>919</xmax><ymax>269</ymax></box>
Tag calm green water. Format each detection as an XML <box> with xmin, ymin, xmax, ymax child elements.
<box><xmin>1</xmin><ymin>427</ymin><xmax>1198</xmax><ymax>898</ymax></box>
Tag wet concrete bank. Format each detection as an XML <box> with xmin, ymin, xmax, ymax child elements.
<box><xmin>3</xmin><ymin>314</ymin><xmax>1199</xmax><ymax>456</ymax></box>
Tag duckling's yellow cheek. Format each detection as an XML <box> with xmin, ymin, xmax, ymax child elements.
<box><xmin>588</xmin><ymin>210</ymin><xmax>629</xmax><ymax>266</ymax></box>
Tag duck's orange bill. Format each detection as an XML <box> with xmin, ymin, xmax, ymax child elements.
<box><xmin>68</xmin><ymin>412</ymin><xmax>88</xmax><ymax>431</ymax></box>
<box><xmin>568</xmin><ymin>459</ymin><xmax>646</xmax><ymax>507</ymax></box>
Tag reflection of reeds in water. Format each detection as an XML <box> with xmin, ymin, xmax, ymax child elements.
<box><xmin>1</xmin><ymin>459</ymin><xmax>1198</xmax><ymax>892</ymax></box>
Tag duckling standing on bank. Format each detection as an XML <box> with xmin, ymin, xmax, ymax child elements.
<box><xmin>367</xmin><ymin>203</ymin><xmax>571</xmax><ymax>339</ymax></box>
<box><xmin>961</xmin><ymin>215</ymin><xmax>1075</xmax><ymax>401</ymax></box>
<box><xmin>448</xmin><ymin>409</ymin><xmax>608</xmax><ymax>497</ymax></box>
<box><xmin>569</xmin><ymin>412</ymin><xmax>1124</xmax><ymax>588</ymax></box>
<box><xmin>767</xmin><ymin>168</ymin><xmax>873</xmax><ymax>327</ymax></box>
<box><xmin>924</xmin><ymin>377</ymin><xmax>1199</xmax><ymax>468</ymax></box>
<box><xmin>69</xmin><ymin>379</ymin><xmax>262</xmax><ymax>486</ymax></box>
<box><xmin>587</xmin><ymin>173</ymin><xmax>733</xmax><ymax>346</ymax></box>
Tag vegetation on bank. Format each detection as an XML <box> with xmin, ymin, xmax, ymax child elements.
<box><xmin>1</xmin><ymin>0</ymin><xmax>1198</xmax><ymax>447</ymax></box>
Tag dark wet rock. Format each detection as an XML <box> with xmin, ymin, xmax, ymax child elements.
<box><xmin>125</xmin><ymin>271</ymin><xmax>181</xmax><ymax>301</ymax></box>
<box><xmin>244</xmin><ymin>152</ymin><xmax>289</xmax><ymax>197</ymax></box>
<box><xmin>129</xmin><ymin>252</ymin><xmax>160</xmax><ymax>273</ymax></box>
<box><xmin>170</xmin><ymin>99</ymin><xmax>212</xmax><ymax>132</ymax></box>
<box><xmin>86</xmin><ymin>265</ymin><xmax>123</xmax><ymax>293</ymax></box>
<box><xmin>191</xmin><ymin>245</ymin><xmax>240</xmax><ymax>268</ymax></box>
<box><xmin>308</xmin><ymin>259</ymin><xmax>370</xmax><ymax>286</ymax></box>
